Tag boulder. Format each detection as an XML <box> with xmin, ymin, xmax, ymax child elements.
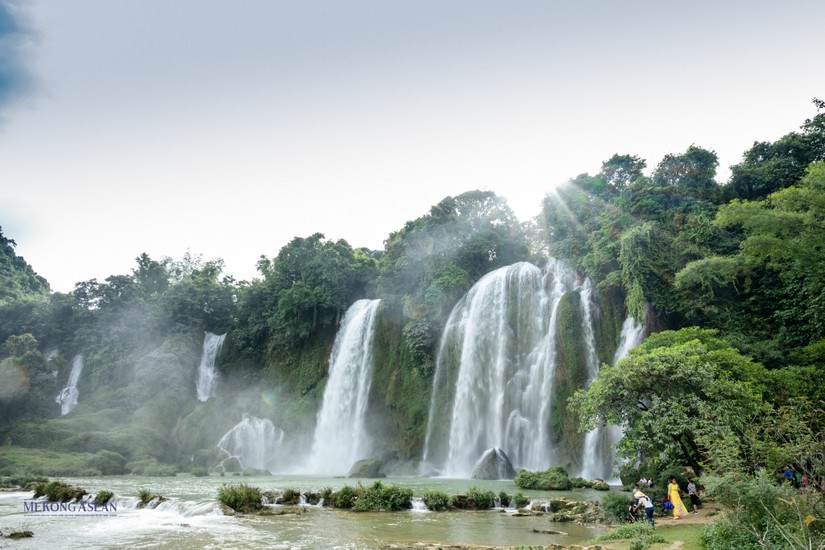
<box><xmin>471</xmin><ymin>447</ymin><xmax>517</xmax><ymax>480</ymax></box>
<box><xmin>347</xmin><ymin>458</ymin><xmax>385</xmax><ymax>478</ymax></box>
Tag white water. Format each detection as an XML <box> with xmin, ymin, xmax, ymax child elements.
<box><xmin>55</xmin><ymin>354</ymin><xmax>84</xmax><ymax>416</ymax></box>
<box><xmin>308</xmin><ymin>299</ymin><xmax>381</xmax><ymax>475</ymax></box>
<box><xmin>580</xmin><ymin>315</ymin><xmax>646</xmax><ymax>480</ymax></box>
<box><xmin>0</xmin><ymin>476</ymin><xmax>607</xmax><ymax>548</ymax></box>
<box><xmin>215</xmin><ymin>415</ymin><xmax>284</xmax><ymax>473</ymax></box>
<box><xmin>196</xmin><ymin>332</ymin><xmax>226</xmax><ymax>401</ymax></box>
<box><xmin>579</xmin><ymin>279</ymin><xmax>605</xmax><ymax>480</ymax></box>
<box><xmin>423</xmin><ymin>261</ymin><xmax>580</xmax><ymax>478</ymax></box>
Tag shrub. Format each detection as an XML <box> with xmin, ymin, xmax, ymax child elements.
<box><xmin>331</xmin><ymin>485</ymin><xmax>358</xmax><ymax>509</ymax></box>
<box><xmin>94</xmin><ymin>490</ymin><xmax>114</xmax><ymax>506</ymax></box>
<box><xmin>592</xmin><ymin>479</ymin><xmax>610</xmax><ymax>491</ymax></box>
<box><xmin>137</xmin><ymin>488</ymin><xmax>153</xmax><ymax>504</ymax></box>
<box><xmin>513</xmin><ymin>492</ymin><xmax>529</xmax><ymax>508</ymax></box>
<box><xmin>466</xmin><ymin>486</ymin><xmax>496</xmax><ymax>509</ymax></box>
<box><xmin>190</xmin><ymin>467</ymin><xmax>209</xmax><ymax>477</ymax></box>
<box><xmin>422</xmin><ymin>489</ymin><xmax>450</xmax><ymax>511</ymax></box>
<box><xmin>32</xmin><ymin>480</ymin><xmax>87</xmax><ymax>502</ymax></box>
<box><xmin>352</xmin><ymin>481</ymin><xmax>413</xmax><ymax>512</ymax></box>
<box><xmin>217</xmin><ymin>483</ymin><xmax>263</xmax><ymax>513</ymax></box>
<box><xmin>570</xmin><ymin>477</ymin><xmax>593</xmax><ymax>488</ymax></box>
<box><xmin>600</xmin><ymin>491</ymin><xmax>632</xmax><ymax>524</ymax></box>
<box><xmin>280</xmin><ymin>488</ymin><xmax>301</xmax><ymax>505</ymax></box>
<box><xmin>514</xmin><ymin>466</ymin><xmax>573</xmax><ymax>490</ymax></box>
<box><xmin>320</xmin><ymin>486</ymin><xmax>333</xmax><ymax>503</ymax></box>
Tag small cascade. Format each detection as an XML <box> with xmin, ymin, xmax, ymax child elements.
<box><xmin>423</xmin><ymin>261</ymin><xmax>578</xmax><ymax>478</ymax></box>
<box><xmin>307</xmin><ymin>299</ymin><xmax>381</xmax><ymax>475</ymax></box>
<box><xmin>215</xmin><ymin>414</ymin><xmax>284</xmax><ymax>473</ymax></box>
<box><xmin>55</xmin><ymin>354</ymin><xmax>84</xmax><ymax>415</ymax></box>
<box><xmin>410</xmin><ymin>497</ymin><xmax>429</xmax><ymax>512</ymax></box>
<box><xmin>196</xmin><ymin>332</ymin><xmax>226</xmax><ymax>402</ymax></box>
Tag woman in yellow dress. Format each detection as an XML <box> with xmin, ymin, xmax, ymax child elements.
<box><xmin>668</xmin><ymin>478</ymin><xmax>689</xmax><ymax>518</ymax></box>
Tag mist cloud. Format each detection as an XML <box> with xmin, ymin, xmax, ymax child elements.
<box><xmin>0</xmin><ymin>1</ymin><xmax>36</xmax><ymax>121</ymax></box>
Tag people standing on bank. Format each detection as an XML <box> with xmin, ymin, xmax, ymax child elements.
<box><xmin>633</xmin><ymin>492</ymin><xmax>656</xmax><ymax>527</ymax></box>
<box><xmin>687</xmin><ymin>478</ymin><xmax>701</xmax><ymax>515</ymax></box>
<box><xmin>668</xmin><ymin>478</ymin><xmax>689</xmax><ymax>518</ymax></box>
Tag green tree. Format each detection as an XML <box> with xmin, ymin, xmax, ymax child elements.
<box><xmin>599</xmin><ymin>153</ymin><xmax>647</xmax><ymax>190</ymax></box>
<box><xmin>726</xmin><ymin>98</ymin><xmax>825</xmax><ymax>201</ymax></box>
<box><xmin>0</xmin><ymin>226</ymin><xmax>50</xmax><ymax>305</ymax></box>
<box><xmin>570</xmin><ymin>328</ymin><xmax>767</xmax><ymax>475</ymax></box>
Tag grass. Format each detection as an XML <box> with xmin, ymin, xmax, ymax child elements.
<box><xmin>590</xmin><ymin>522</ymin><xmax>706</xmax><ymax>550</ymax></box>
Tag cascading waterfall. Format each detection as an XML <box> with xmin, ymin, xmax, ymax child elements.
<box><xmin>580</xmin><ymin>314</ymin><xmax>645</xmax><ymax>480</ymax></box>
<box><xmin>56</xmin><ymin>354</ymin><xmax>84</xmax><ymax>416</ymax></box>
<box><xmin>308</xmin><ymin>299</ymin><xmax>381</xmax><ymax>475</ymax></box>
<box><xmin>215</xmin><ymin>414</ymin><xmax>284</xmax><ymax>473</ymax></box>
<box><xmin>579</xmin><ymin>278</ymin><xmax>606</xmax><ymax>480</ymax></box>
<box><xmin>613</xmin><ymin>316</ymin><xmax>646</xmax><ymax>366</ymax></box>
<box><xmin>422</xmin><ymin>261</ymin><xmax>579</xmax><ymax>478</ymax></box>
<box><xmin>196</xmin><ymin>332</ymin><xmax>226</xmax><ymax>402</ymax></box>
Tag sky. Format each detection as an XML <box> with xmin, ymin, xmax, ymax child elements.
<box><xmin>1</xmin><ymin>1</ymin><xmax>824</xmax><ymax>293</ymax></box>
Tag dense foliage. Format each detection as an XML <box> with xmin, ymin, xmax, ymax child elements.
<box><xmin>0</xmin><ymin>101</ymin><xmax>823</xmax><ymax>548</ymax></box>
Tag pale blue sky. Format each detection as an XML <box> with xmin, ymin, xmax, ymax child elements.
<box><xmin>1</xmin><ymin>0</ymin><xmax>824</xmax><ymax>292</ymax></box>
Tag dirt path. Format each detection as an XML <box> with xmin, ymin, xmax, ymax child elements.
<box><xmin>653</xmin><ymin>501</ymin><xmax>723</xmax><ymax>528</ymax></box>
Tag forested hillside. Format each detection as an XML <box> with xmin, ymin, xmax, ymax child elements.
<box><xmin>0</xmin><ymin>101</ymin><xmax>822</xmax><ymax>509</ymax></box>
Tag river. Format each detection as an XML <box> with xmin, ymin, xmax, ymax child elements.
<box><xmin>0</xmin><ymin>475</ymin><xmax>611</xmax><ymax>548</ymax></box>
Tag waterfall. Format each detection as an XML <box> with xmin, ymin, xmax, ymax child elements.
<box><xmin>196</xmin><ymin>332</ymin><xmax>226</xmax><ymax>402</ymax></box>
<box><xmin>579</xmin><ymin>278</ymin><xmax>606</xmax><ymax>480</ymax></box>
<box><xmin>55</xmin><ymin>354</ymin><xmax>84</xmax><ymax>416</ymax></box>
<box><xmin>423</xmin><ymin>261</ymin><xmax>579</xmax><ymax>478</ymax></box>
<box><xmin>580</xmin><ymin>315</ymin><xmax>645</xmax><ymax>480</ymax></box>
<box><xmin>613</xmin><ymin>316</ymin><xmax>646</xmax><ymax>366</ymax></box>
<box><xmin>307</xmin><ymin>299</ymin><xmax>381</xmax><ymax>475</ymax></box>
<box><xmin>215</xmin><ymin>415</ymin><xmax>284</xmax><ymax>473</ymax></box>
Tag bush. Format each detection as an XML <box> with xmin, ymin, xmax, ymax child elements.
<box><xmin>352</xmin><ymin>481</ymin><xmax>413</xmax><ymax>512</ymax></box>
<box><xmin>217</xmin><ymin>483</ymin><xmax>263</xmax><ymax>513</ymax></box>
<box><xmin>94</xmin><ymin>490</ymin><xmax>114</xmax><ymax>506</ymax></box>
<box><xmin>570</xmin><ymin>476</ymin><xmax>593</xmax><ymax>488</ymax></box>
<box><xmin>190</xmin><ymin>467</ymin><xmax>209</xmax><ymax>477</ymax></box>
<box><xmin>600</xmin><ymin>491</ymin><xmax>633</xmax><ymax>524</ymax></box>
<box><xmin>466</xmin><ymin>486</ymin><xmax>496</xmax><ymax>509</ymax></box>
<box><xmin>514</xmin><ymin>466</ymin><xmax>573</xmax><ymax>490</ymax></box>
<box><xmin>422</xmin><ymin>489</ymin><xmax>450</xmax><ymax>511</ymax></box>
<box><xmin>592</xmin><ymin>479</ymin><xmax>610</xmax><ymax>491</ymax></box>
<box><xmin>280</xmin><ymin>488</ymin><xmax>301</xmax><ymax>505</ymax></box>
<box><xmin>32</xmin><ymin>480</ymin><xmax>87</xmax><ymax>502</ymax></box>
<box><xmin>512</xmin><ymin>492</ymin><xmax>529</xmax><ymax>508</ymax></box>
<box><xmin>331</xmin><ymin>485</ymin><xmax>358</xmax><ymax>509</ymax></box>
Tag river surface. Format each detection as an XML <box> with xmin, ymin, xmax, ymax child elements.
<box><xmin>0</xmin><ymin>475</ymin><xmax>611</xmax><ymax>548</ymax></box>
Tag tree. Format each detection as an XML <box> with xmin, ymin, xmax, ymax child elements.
<box><xmin>599</xmin><ymin>154</ymin><xmax>647</xmax><ymax>190</ymax></box>
<box><xmin>677</xmin><ymin>161</ymin><xmax>825</xmax><ymax>353</ymax></box>
<box><xmin>652</xmin><ymin>145</ymin><xmax>720</xmax><ymax>202</ymax></box>
<box><xmin>570</xmin><ymin>328</ymin><xmax>767</xmax><ymax>476</ymax></box>
<box><xmin>726</xmin><ymin>98</ymin><xmax>825</xmax><ymax>201</ymax></box>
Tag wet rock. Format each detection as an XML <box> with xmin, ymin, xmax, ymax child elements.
<box><xmin>348</xmin><ymin>458</ymin><xmax>385</xmax><ymax>478</ymax></box>
<box><xmin>471</xmin><ymin>447</ymin><xmax>516</xmax><ymax>480</ymax></box>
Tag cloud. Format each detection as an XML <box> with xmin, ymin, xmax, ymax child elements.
<box><xmin>0</xmin><ymin>0</ymin><xmax>36</xmax><ymax>121</ymax></box>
